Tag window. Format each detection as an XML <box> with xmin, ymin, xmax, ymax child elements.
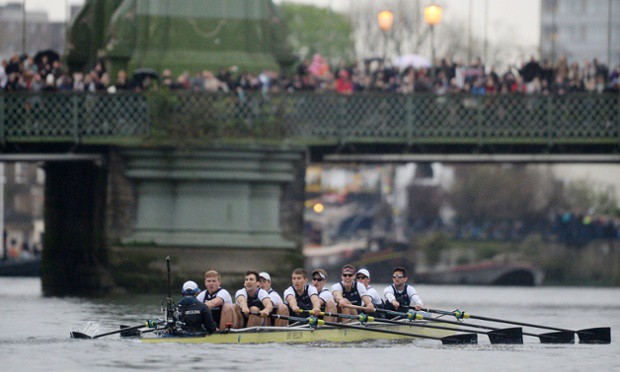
<box><xmin>36</xmin><ymin>168</ymin><xmax>45</xmax><ymax>184</ymax></box>
<box><xmin>14</xmin><ymin>163</ymin><xmax>27</xmax><ymax>184</ymax></box>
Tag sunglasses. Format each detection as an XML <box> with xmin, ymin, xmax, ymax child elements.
<box><xmin>312</xmin><ymin>277</ymin><xmax>324</xmax><ymax>281</ymax></box>
<box><xmin>392</xmin><ymin>274</ymin><xmax>405</xmax><ymax>279</ymax></box>
<box><xmin>342</xmin><ymin>273</ymin><xmax>354</xmax><ymax>277</ymax></box>
<box><xmin>356</xmin><ymin>275</ymin><xmax>368</xmax><ymax>280</ymax></box>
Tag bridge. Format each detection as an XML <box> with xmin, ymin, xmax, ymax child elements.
<box><xmin>2</xmin><ymin>92</ymin><xmax>618</xmax><ymax>159</ymax></box>
<box><xmin>1</xmin><ymin>92</ymin><xmax>618</xmax><ymax>295</ymax></box>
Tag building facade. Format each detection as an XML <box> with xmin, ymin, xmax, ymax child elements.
<box><xmin>540</xmin><ymin>0</ymin><xmax>620</xmax><ymax>66</ymax></box>
<box><xmin>0</xmin><ymin>2</ymin><xmax>66</xmax><ymax>61</ymax></box>
<box><xmin>2</xmin><ymin>163</ymin><xmax>44</xmax><ymax>259</ymax></box>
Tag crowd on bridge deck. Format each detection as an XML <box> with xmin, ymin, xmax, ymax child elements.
<box><xmin>2</xmin><ymin>51</ymin><xmax>619</xmax><ymax>96</ymax></box>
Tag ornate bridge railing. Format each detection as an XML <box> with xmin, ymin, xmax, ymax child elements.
<box><xmin>1</xmin><ymin>92</ymin><xmax>618</xmax><ymax>149</ymax></box>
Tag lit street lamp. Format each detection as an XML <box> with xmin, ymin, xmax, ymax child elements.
<box><xmin>377</xmin><ymin>10</ymin><xmax>394</xmax><ymax>60</ymax></box>
<box><xmin>424</xmin><ymin>4</ymin><xmax>442</xmax><ymax>79</ymax></box>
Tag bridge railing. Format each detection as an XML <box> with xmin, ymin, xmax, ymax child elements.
<box><xmin>1</xmin><ymin>92</ymin><xmax>618</xmax><ymax>146</ymax></box>
<box><xmin>0</xmin><ymin>93</ymin><xmax>149</xmax><ymax>144</ymax></box>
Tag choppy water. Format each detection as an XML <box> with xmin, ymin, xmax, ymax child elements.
<box><xmin>0</xmin><ymin>278</ymin><xmax>618</xmax><ymax>371</ymax></box>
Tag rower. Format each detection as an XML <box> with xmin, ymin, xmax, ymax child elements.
<box><xmin>311</xmin><ymin>268</ymin><xmax>337</xmax><ymax>322</ymax></box>
<box><xmin>355</xmin><ymin>268</ymin><xmax>385</xmax><ymax>317</ymax></box>
<box><xmin>196</xmin><ymin>270</ymin><xmax>234</xmax><ymax>330</ymax></box>
<box><xmin>283</xmin><ymin>268</ymin><xmax>321</xmax><ymax>322</ymax></box>
<box><xmin>176</xmin><ymin>280</ymin><xmax>217</xmax><ymax>335</ymax></box>
<box><xmin>234</xmin><ymin>271</ymin><xmax>273</xmax><ymax>328</ymax></box>
<box><xmin>258</xmin><ymin>272</ymin><xmax>289</xmax><ymax>326</ymax></box>
<box><xmin>383</xmin><ymin>266</ymin><xmax>423</xmax><ymax>319</ymax></box>
<box><xmin>331</xmin><ymin>264</ymin><xmax>374</xmax><ymax>319</ymax></box>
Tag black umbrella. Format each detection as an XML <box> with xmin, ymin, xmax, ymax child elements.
<box><xmin>33</xmin><ymin>49</ymin><xmax>60</xmax><ymax>66</ymax></box>
<box><xmin>132</xmin><ymin>68</ymin><xmax>160</xmax><ymax>81</ymax></box>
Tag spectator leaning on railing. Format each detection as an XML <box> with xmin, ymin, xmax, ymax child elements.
<box><xmin>1</xmin><ymin>51</ymin><xmax>619</xmax><ymax>96</ymax></box>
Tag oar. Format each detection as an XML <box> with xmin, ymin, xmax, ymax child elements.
<box><xmin>299</xmin><ymin>309</ymin><xmax>518</xmax><ymax>344</ymax></box>
<box><xmin>343</xmin><ymin>305</ymin><xmax>522</xmax><ymax>344</ymax></box>
<box><xmin>273</xmin><ymin>313</ymin><xmax>477</xmax><ymax>345</ymax></box>
<box><xmin>70</xmin><ymin>319</ymin><xmax>162</xmax><ymax>339</ymax></box>
<box><xmin>350</xmin><ymin>305</ymin><xmax>562</xmax><ymax>344</ymax></box>
<box><xmin>418</xmin><ymin>307</ymin><xmax>610</xmax><ymax>344</ymax></box>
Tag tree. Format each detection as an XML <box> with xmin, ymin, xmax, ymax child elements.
<box><xmin>564</xmin><ymin>179</ymin><xmax>618</xmax><ymax>216</ymax></box>
<box><xmin>279</xmin><ymin>3</ymin><xmax>355</xmax><ymax>65</ymax></box>
<box><xmin>447</xmin><ymin>164</ymin><xmax>553</xmax><ymax>222</ymax></box>
<box><xmin>347</xmin><ymin>0</ymin><xmax>536</xmax><ymax>68</ymax></box>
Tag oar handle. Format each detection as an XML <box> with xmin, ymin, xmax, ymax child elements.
<box><xmin>297</xmin><ymin>309</ymin><xmax>375</xmax><ymax>323</ymax></box>
<box><xmin>270</xmin><ymin>313</ymin><xmax>324</xmax><ymax>327</ymax></box>
<box><xmin>343</xmin><ymin>304</ymin><xmax>376</xmax><ymax>313</ymax></box>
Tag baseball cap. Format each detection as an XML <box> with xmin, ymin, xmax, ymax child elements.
<box><xmin>312</xmin><ymin>269</ymin><xmax>326</xmax><ymax>280</ymax></box>
<box><xmin>182</xmin><ymin>280</ymin><xmax>200</xmax><ymax>295</ymax></box>
<box><xmin>258</xmin><ymin>272</ymin><xmax>271</xmax><ymax>282</ymax></box>
<box><xmin>341</xmin><ymin>264</ymin><xmax>356</xmax><ymax>275</ymax></box>
<box><xmin>356</xmin><ymin>268</ymin><xmax>370</xmax><ymax>278</ymax></box>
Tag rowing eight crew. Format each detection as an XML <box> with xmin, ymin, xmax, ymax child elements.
<box><xmin>177</xmin><ymin>264</ymin><xmax>423</xmax><ymax>334</ymax></box>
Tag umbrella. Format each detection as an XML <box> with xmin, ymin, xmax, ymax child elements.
<box><xmin>131</xmin><ymin>68</ymin><xmax>160</xmax><ymax>86</ymax></box>
<box><xmin>394</xmin><ymin>54</ymin><xmax>431</xmax><ymax>69</ymax></box>
<box><xmin>33</xmin><ymin>49</ymin><xmax>60</xmax><ymax>66</ymax></box>
<box><xmin>132</xmin><ymin>68</ymin><xmax>160</xmax><ymax>81</ymax></box>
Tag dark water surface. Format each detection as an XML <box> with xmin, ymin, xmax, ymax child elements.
<box><xmin>1</xmin><ymin>278</ymin><xmax>618</xmax><ymax>371</ymax></box>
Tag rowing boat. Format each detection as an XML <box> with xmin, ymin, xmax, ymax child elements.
<box><xmin>140</xmin><ymin>321</ymin><xmax>459</xmax><ymax>344</ymax></box>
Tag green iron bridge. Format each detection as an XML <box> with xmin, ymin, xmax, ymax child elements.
<box><xmin>1</xmin><ymin>92</ymin><xmax>619</xmax><ymax>162</ymax></box>
<box><xmin>1</xmin><ymin>91</ymin><xmax>618</xmax><ymax>296</ymax></box>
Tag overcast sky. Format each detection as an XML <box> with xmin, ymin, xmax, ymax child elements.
<box><xmin>4</xmin><ymin>0</ymin><xmax>541</xmax><ymax>48</ymax></box>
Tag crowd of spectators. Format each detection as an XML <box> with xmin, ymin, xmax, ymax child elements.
<box><xmin>2</xmin><ymin>51</ymin><xmax>619</xmax><ymax>96</ymax></box>
<box><xmin>408</xmin><ymin>211</ymin><xmax>619</xmax><ymax>246</ymax></box>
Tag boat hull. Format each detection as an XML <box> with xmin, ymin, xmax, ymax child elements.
<box><xmin>140</xmin><ymin>322</ymin><xmax>457</xmax><ymax>344</ymax></box>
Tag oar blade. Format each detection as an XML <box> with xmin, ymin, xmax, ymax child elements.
<box><xmin>70</xmin><ymin>331</ymin><xmax>93</xmax><ymax>339</ymax></box>
<box><xmin>441</xmin><ymin>333</ymin><xmax>478</xmax><ymax>345</ymax></box>
<box><xmin>487</xmin><ymin>327</ymin><xmax>523</xmax><ymax>344</ymax></box>
<box><xmin>538</xmin><ymin>331</ymin><xmax>575</xmax><ymax>344</ymax></box>
<box><xmin>577</xmin><ymin>327</ymin><xmax>611</xmax><ymax>344</ymax></box>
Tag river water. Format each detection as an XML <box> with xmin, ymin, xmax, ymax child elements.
<box><xmin>1</xmin><ymin>277</ymin><xmax>618</xmax><ymax>371</ymax></box>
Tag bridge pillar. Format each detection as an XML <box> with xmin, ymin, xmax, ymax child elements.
<box><xmin>42</xmin><ymin>161</ymin><xmax>110</xmax><ymax>296</ymax></box>
<box><xmin>110</xmin><ymin>149</ymin><xmax>305</xmax><ymax>289</ymax></box>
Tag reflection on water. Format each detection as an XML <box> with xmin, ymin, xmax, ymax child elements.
<box><xmin>0</xmin><ymin>278</ymin><xmax>618</xmax><ymax>371</ymax></box>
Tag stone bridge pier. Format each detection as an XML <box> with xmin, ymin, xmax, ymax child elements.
<box><xmin>42</xmin><ymin>148</ymin><xmax>305</xmax><ymax>296</ymax></box>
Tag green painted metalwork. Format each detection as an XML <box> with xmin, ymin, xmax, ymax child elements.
<box><xmin>66</xmin><ymin>0</ymin><xmax>295</xmax><ymax>76</ymax></box>
<box><xmin>0</xmin><ymin>92</ymin><xmax>618</xmax><ymax>148</ymax></box>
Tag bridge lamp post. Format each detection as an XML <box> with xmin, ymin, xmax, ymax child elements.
<box><xmin>377</xmin><ymin>10</ymin><xmax>394</xmax><ymax>61</ymax></box>
<box><xmin>22</xmin><ymin>0</ymin><xmax>27</xmax><ymax>55</ymax></box>
<box><xmin>424</xmin><ymin>4</ymin><xmax>442</xmax><ymax>79</ymax></box>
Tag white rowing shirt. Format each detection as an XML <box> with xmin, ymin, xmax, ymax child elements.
<box><xmin>234</xmin><ymin>287</ymin><xmax>271</xmax><ymax>306</ymax></box>
<box><xmin>196</xmin><ymin>287</ymin><xmax>233</xmax><ymax>305</ymax></box>
<box><xmin>266</xmin><ymin>288</ymin><xmax>284</xmax><ymax>307</ymax></box>
<box><xmin>331</xmin><ymin>282</ymin><xmax>370</xmax><ymax>301</ymax></box>
<box><xmin>383</xmin><ymin>284</ymin><xmax>423</xmax><ymax>307</ymax></box>
<box><xmin>366</xmin><ymin>285</ymin><xmax>383</xmax><ymax>306</ymax></box>
<box><xmin>283</xmin><ymin>284</ymin><xmax>318</xmax><ymax>305</ymax></box>
<box><xmin>317</xmin><ymin>287</ymin><xmax>334</xmax><ymax>305</ymax></box>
